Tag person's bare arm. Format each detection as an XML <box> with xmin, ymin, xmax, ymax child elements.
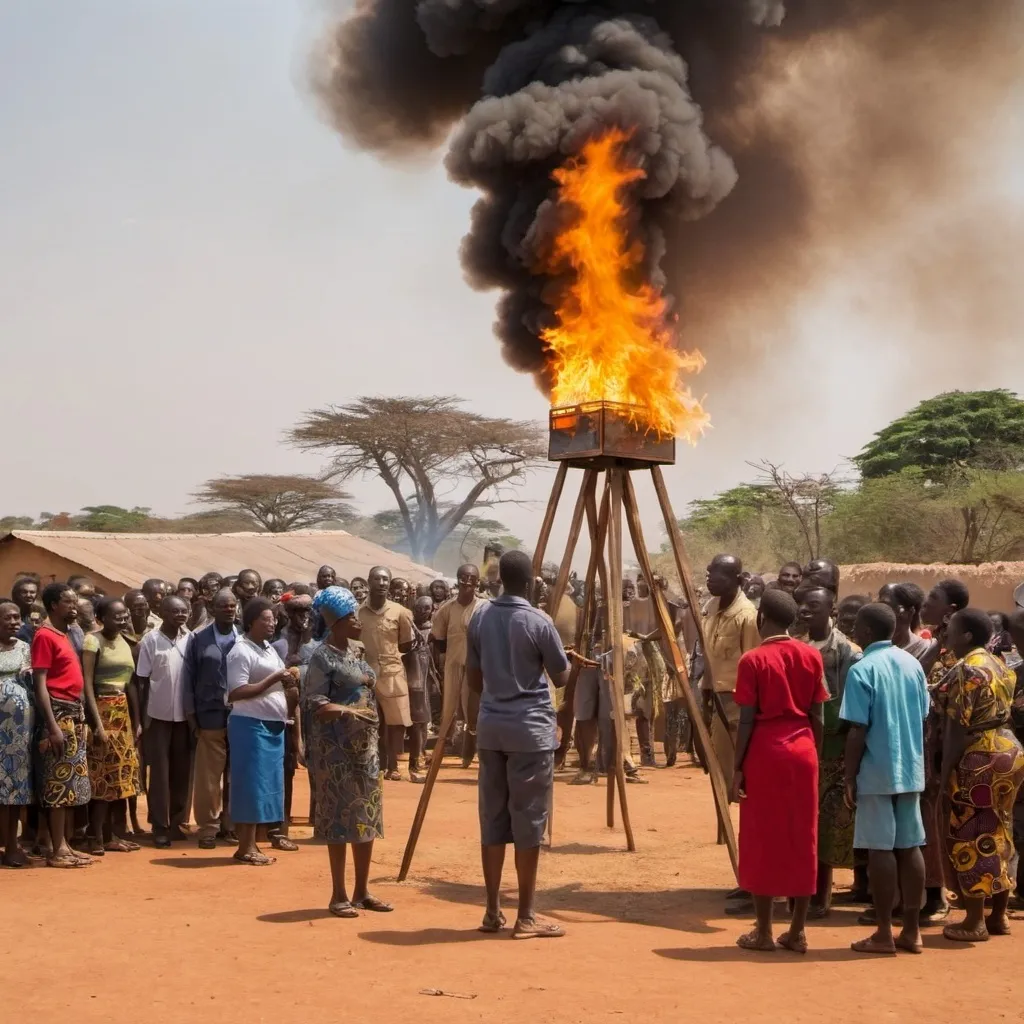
<box><xmin>33</xmin><ymin>669</ymin><xmax>64</xmax><ymax>752</ymax></box>
<box><xmin>81</xmin><ymin>646</ymin><xmax>105</xmax><ymax>741</ymax></box>
<box><xmin>730</xmin><ymin>706</ymin><xmax>756</xmax><ymax>801</ymax></box>
<box><xmin>843</xmin><ymin>725</ymin><xmax>867</xmax><ymax>808</ymax></box>
<box><xmin>808</xmin><ymin>701</ymin><xmax>824</xmax><ymax>754</ymax></box>
<box><xmin>467</xmin><ymin>665</ymin><xmax>484</xmax><ymax>695</ymax></box>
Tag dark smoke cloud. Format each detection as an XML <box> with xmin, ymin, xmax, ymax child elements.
<box><xmin>312</xmin><ymin>0</ymin><xmax>1024</xmax><ymax>396</ymax></box>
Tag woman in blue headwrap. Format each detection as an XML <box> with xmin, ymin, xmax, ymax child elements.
<box><xmin>304</xmin><ymin>587</ymin><xmax>390</xmax><ymax>917</ymax></box>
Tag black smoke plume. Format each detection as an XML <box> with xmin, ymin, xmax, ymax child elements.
<box><xmin>313</xmin><ymin>0</ymin><xmax>1023</xmax><ymax>393</ymax></box>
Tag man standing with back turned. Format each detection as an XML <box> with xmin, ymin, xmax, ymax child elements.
<box><xmin>467</xmin><ymin>550</ymin><xmax>569</xmax><ymax>939</ymax></box>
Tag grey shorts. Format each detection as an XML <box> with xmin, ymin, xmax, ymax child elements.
<box><xmin>574</xmin><ymin>667</ymin><xmax>611</xmax><ymax>722</ymax></box>
<box><xmin>478</xmin><ymin>748</ymin><xmax>554</xmax><ymax>849</ymax></box>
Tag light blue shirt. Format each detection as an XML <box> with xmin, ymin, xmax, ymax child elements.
<box><xmin>839</xmin><ymin>640</ymin><xmax>929</xmax><ymax>795</ymax></box>
<box><xmin>467</xmin><ymin>595</ymin><xmax>568</xmax><ymax>753</ymax></box>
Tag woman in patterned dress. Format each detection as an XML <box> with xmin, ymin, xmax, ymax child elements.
<box><xmin>304</xmin><ymin>586</ymin><xmax>389</xmax><ymax>918</ymax></box>
<box><xmin>82</xmin><ymin>597</ymin><xmax>141</xmax><ymax>855</ymax></box>
<box><xmin>0</xmin><ymin>601</ymin><xmax>34</xmax><ymax>867</ymax></box>
<box><xmin>939</xmin><ymin>608</ymin><xmax>1024</xmax><ymax>942</ymax></box>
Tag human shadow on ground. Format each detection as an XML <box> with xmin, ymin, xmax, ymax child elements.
<box><xmin>258</xmin><ymin>908</ymin><xmax>333</xmax><ymax>923</ymax></box>
<box><xmin>415</xmin><ymin>877</ymin><xmax>726</xmax><ymax>935</ymax></box>
<box><xmin>150</xmin><ymin>856</ymin><xmax>238</xmax><ymax>868</ymax></box>
<box><xmin>359</xmin><ymin>927</ymin><xmax>500</xmax><ymax>946</ymax></box>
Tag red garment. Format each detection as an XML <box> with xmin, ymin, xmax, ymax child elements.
<box><xmin>30</xmin><ymin>626</ymin><xmax>84</xmax><ymax>702</ymax></box>
<box><xmin>734</xmin><ymin>636</ymin><xmax>829</xmax><ymax>896</ymax></box>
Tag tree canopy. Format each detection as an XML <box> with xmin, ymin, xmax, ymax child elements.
<box><xmin>192</xmin><ymin>474</ymin><xmax>355</xmax><ymax>533</ymax></box>
<box><xmin>854</xmin><ymin>389</ymin><xmax>1024</xmax><ymax>481</ymax></box>
<box><xmin>288</xmin><ymin>396</ymin><xmax>545</xmax><ymax>563</ymax></box>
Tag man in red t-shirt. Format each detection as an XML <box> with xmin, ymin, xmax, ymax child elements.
<box><xmin>31</xmin><ymin>583</ymin><xmax>92</xmax><ymax>868</ymax></box>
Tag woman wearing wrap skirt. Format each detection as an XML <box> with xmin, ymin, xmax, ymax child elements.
<box><xmin>82</xmin><ymin>598</ymin><xmax>141</xmax><ymax>855</ymax></box>
<box><xmin>938</xmin><ymin>608</ymin><xmax>1024</xmax><ymax>942</ymax></box>
<box><xmin>305</xmin><ymin>586</ymin><xmax>389</xmax><ymax>918</ymax></box>
<box><xmin>31</xmin><ymin>583</ymin><xmax>92</xmax><ymax>868</ymax></box>
<box><xmin>0</xmin><ymin>601</ymin><xmax>34</xmax><ymax>866</ymax></box>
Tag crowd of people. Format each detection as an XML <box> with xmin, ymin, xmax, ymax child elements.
<box><xmin>1</xmin><ymin>549</ymin><xmax>1023</xmax><ymax>949</ymax></box>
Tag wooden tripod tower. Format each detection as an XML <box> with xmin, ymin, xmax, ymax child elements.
<box><xmin>398</xmin><ymin>402</ymin><xmax>738</xmax><ymax>882</ymax></box>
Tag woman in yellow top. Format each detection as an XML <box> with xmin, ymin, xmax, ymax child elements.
<box><xmin>83</xmin><ymin>597</ymin><xmax>142</xmax><ymax>854</ymax></box>
<box><xmin>939</xmin><ymin>607</ymin><xmax>1024</xmax><ymax>942</ymax></box>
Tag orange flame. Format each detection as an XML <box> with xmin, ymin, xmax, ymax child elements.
<box><xmin>541</xmin><ymin>128</ymin><xmax>708</xmax><ymax>440</ymax></box>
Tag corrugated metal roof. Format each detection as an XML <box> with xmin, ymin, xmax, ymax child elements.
<box><xmin>5</xmin><ymin>530</ymin><xmax>439</xmax><ymax>589</ymax></box>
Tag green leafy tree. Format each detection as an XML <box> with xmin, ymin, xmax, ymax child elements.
<box><xmin>192</xmin><ymin>474</ymin><xmax>355</xmax><ymax>533</ymax></box>
<box><xmin>76</xmin><ymin>505</ymin><xmax>156</xmax><ymax>532</ymax></box>
<box><xmin>289</xmin><ymin>396</ymin><xmax>545</xmax><ymax>564</ymax></box>
<box><xmin>854</xmin><ymin>389</ymin><xmax>1024</xmax><ymax>481</ymax></box>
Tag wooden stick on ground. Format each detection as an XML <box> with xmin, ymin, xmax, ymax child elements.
<box><xmin>605</xmin><ymin>468</ymin><xmax>635</xmax><ymax>851</ymax></box>
<box><xmin>622</xmin><ymin>473</ymin><xmax>738</xmax><ymax>876</ymax></box>
<box><xmin>397</xmin><ymin>699</ymin><xmax>459</xmax><ymax>882</ymax></box>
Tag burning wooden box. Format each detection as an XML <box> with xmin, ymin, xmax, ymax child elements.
<box><xmin>548</xmin><ymin>401</ymin><xmax>676</xmax><ymax>467</ymax></box>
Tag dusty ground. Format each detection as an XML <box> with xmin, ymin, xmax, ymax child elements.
<box><xmin>3</xmin><ymin>760</ymin><xmax>1020</xmax><ymax>1024</ymax></box>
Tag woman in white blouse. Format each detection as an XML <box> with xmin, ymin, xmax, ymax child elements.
<box><xmin>225</xmin><ymin>598</ymin><xmax>299</xmax><ymax>866</ymax></box>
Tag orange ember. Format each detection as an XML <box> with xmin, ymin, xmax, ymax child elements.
<box><xmin>541</xmin><ymin>128</ymin><xmax>707</xmax><ymax>440</ymax></box>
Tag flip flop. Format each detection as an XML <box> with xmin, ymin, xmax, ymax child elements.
<box><xmin>329</xmin><ymin>900</ymin><xmax>359</xmax><ymax>918</ymax></box>
<box><xmin>233</xmin><ymin>851</ymin><xmax>276</xmax><ymax>866</ymax></box>
<box><xmin>776</xmin><ymin>933</ymin><xmax>808</xmax><ymax>954</ymax></box>
<box><xmin>511</xmin><ymin>918</ymin><xmax>565</xmax><ymax>940</ymax></box>
<box><xmin>269</xmin><ymin>835</ymin><xmax>299</xmax><ymax>852</ymax></box>
<box><xmin>850</xmin><ymin>936</ymin><xmax>897</xmax><ymax>955</ymax></box>
<box><xmin>942</xmin><ymin>924</ymin><xmax>989</xmax><ymax>943</ymax></box>
<box><xmin>478</xmin><ymin>911</ymin><xmax>507</xmax><ymax>933</ymax></box>
<box><xmin>46</xmin><ymin>855</ymin><xmax>90</xmax><ymax>869</ymax></box>
<box><xmin>353</xmin><ymin>894</ymin><xmax>394</xmax><ymax>913</ymax></box>
<box><xmin>736</xmin><ymin>931</ymin><xmax>776</xmax><ymax>952</ymax></box>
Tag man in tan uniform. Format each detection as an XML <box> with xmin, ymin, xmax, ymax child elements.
<box><xmin>359</xmin><ymin>565</ymin><xmax>415</xmax><ymax>781</ymax></box>
<box><xmin>701</xmin><ymin>554</ymin><xmax>760</xmax><ymax>789</ymax></box>
<box><xmin>431</xmin><ymin>563</ymin><xmax>487</xmax><ymax>767</ymax></box>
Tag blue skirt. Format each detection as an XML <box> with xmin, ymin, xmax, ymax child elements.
<box><xmin>228</xmin><ymin>715</ymin><xmax>285</xmax><ymax>824</ymax></box>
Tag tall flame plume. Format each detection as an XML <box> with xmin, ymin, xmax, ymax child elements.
<box><xmin>541</xmin><ymin>129</ymin><xmax>708</xmax><ymax>441</ymax></box>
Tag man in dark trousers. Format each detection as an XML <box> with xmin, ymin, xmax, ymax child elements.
<box><xmin>182</xmin><ymin>588</ymin><xmax>239</xmax><ymax>849</ymax></box>
<box><xmin>467</xmin><ymin>550</ymin><xmax>569</xmax><ymax>939</ymax></box>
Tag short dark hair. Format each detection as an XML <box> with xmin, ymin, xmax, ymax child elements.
<box><xmin>857</xmin><ymin>602</ymin><xmax>896</xmax><ymax>643</ymax></box>
<box><xmin>793</xmin><ymin>583</ymin><xmax>834</xmax><ymax>606</ymax></box>
<box><xmin>838</xmin><ymin>594</ymin><xmax>871</xmax><ymax>614</ymax></box>
<box><xmin>178</xmin><ymin>577</ymin><xmax>198</xmax><ymax>589</ymax></box>
<box><xmin>760</xmin><ymin>588</ymin><xmax>798</xmax><ymax>628</ymax></box>
<box><xmin>11</xmin><ymin>576</ymin><xmax>37</xmax><ymax>599</ymax></box>
<box><xmin>41</xmin><ymin>582</ymin><xmax>74</xmax><ymax>613</ymax></box>
<box><xmin>262</xmin><ymin>578</ymin><xmax>286</xmax><ymax>594</ymax></box>
<box><xmin>499</xmin><ymin>550</ymin><xmax>533</xmax><ymax>592</ymax></box>
<box><xmin>287</xmin><ymin>583</ymin><xmax>314</xmax><ymax>596</ymax></box>
<box><xmin>935</xmin><ymin>579</ymin><xmax>970</xmax><ymax>611</ymax></box>
<box><xmin>242</xmin><ymin>596</ymin><xmax>275</xmax><ymax>632</ymax></box>
<box><xmin>237</xmin><ymin>568</ymin><xmax>261</xmax><ymax>584</ymax></box>
<box><xmin>953</xmin><ymin>607</ymin><xmax>994</xmax><ymax>647</ymax></box>
<box><xmin>95</xmin><ymin>596</ymin><xmax>125</xmax><ymax>621</ymax></box>
<box><xmin>988</xmin><ymin>610</ymin><xmax>1009</xmax><ymax>632</ymax></box>
<box><xmin>779</xmin><ymin>561</ymin><xmax>803</xmax><ymax>575</ymax></box>
<box><xmin>13</xmin><ymin>571</ymin><xmax>41</xmax><ymax>585</ymax></box>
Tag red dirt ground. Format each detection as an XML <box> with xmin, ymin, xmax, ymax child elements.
<box><xmin>2</xmin><ymin>761</ymin><xmax>1019</xmax><ymax>1024</ymax></box>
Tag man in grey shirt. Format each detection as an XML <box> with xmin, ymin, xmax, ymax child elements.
<box><xmin>467</xmin><ymin>550</ymin><xmax>570</xmax><ymax>939</ymax></box>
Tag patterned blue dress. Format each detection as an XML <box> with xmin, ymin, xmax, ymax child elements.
<box><xmin>0</xmin><ymin>639</ymin><xmax>34</xmax><ymax>805</ymax></box>
<box><xmin>303</xmin><ymin>642</ymin><xmax>382</xmax><ymax>844</ymax></box>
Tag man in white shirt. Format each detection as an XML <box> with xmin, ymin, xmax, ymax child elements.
<box><xmin>137</xmin><ymin>595</ymin><xmax>192</xmax><ymax>849</ymax></box>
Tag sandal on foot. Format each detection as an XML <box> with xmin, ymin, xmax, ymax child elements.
<box><xmin>776</xmin><ymin>932</ymin><xmax>808</xmax><ymax>954</ymax></box>
<box><xmin>569</xmin><ymin>771</ymin><xmax>595</xmax><ymax>786</ymax></box>
<box><xmin>384</xmin><ymin>770</ymin><xmax>404</xmax><ymax>782</ymax></box>
<box><xmin>895</xmin><ymin>933</ymin><xmax>924</xmax><ymax>954</ymax></box>
<box><xmin>942</xmin><ymin>923</ymin><xmax>988</xmax><ymax>943</ymax></box>
<box><xmin>232</xmin><ymin>851</ymin><xmax>276</xmax><ymax>866</ymax></box>
<box><xmin>47</xmin><ymin>854</ymin><xmax>90</xmax><ymax>869</ymax></box>
<box><xmin>850</xmin><ymin>936</ymin><xmax>897</xmax><ymax>955</ymax></box>
<box><xmin>86</xmin><ymin>840</ymin><xmax>105</xmax><ymax>857</ymax></box>
<box><xmin>985</xmin><ymin>914</ymin><xmax>1011</xmax><ymax>936</ymax></box>
<box><xmin>478</xmin><ymin>911</ymin><xmax>507</xmax><ymax>934</ymax></box>
<box><xmin>511</xmin><ymin>917</ymin><xmax>564</xmax><ymax>940</ymax></box>
<box><xmin>269</xmin><ymin>835</ymin><xmax>299</xmax><ymax>852</ymax></box>
<box><xmin>198</xmin><ymin>837</ymin><xmax>217</xmax><ymax>850</ymax></box>
<box><xmin>736</xmin><ymin>930</ymin><xmax>776</xmax><ymax>952</ymax></box>
<box><xmin>329</xmin><ymin>900</ymin><xmax>359</xmax><ymax>918</ymax></box>
<box><xmin>353</xmin><ymin>894</ymin><xmax>393</xmax><ymax>913</ymax></box>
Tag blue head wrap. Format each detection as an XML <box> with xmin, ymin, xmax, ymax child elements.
<box><xmin>312</xmin><ymin>585</ymin><xmax>359</xmax><ymax>625</ymax></box>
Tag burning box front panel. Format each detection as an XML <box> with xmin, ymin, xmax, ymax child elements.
<box><xmin>549</xmin><ymin>401</ymin><xmax>676</xmax><ymax>466</ymax></box>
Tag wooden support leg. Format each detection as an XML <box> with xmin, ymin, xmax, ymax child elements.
<box><xmin>397</xmin><ymin>698</ymin><xmax>459</xmax><ymax>882</ymax></box>
<box><xmin>531</xmin><ymin>461</ymin><xmax>569</xmax><ymax>579</ymax></box>
<box><xmin>605</xmin><ymin>468</ymin><xmax>636</xmax><ymax>852</ymax></box>
<box><xmin>622</xmin><ymin>473</ymin><xmax>738</xmax><ymax>876</ymax></box>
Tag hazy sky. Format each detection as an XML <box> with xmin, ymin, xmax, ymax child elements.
<box><xmin>2</xmin><ymin>2</ymin><xmax>1021</xmax><ymax>566</ymax></box>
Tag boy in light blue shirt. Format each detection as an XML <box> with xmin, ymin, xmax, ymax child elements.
<box><xmin>840</xmin><ymin>602</ymin><xmax>929</xmax><ymax>956</ymax></box>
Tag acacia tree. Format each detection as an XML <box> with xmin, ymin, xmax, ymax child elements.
<box><xmin>749</xmin><ymin>461</ymin><xmax>844</xmax><ymax>562</ymax></box>
<box><xmin>288</xmin><ymin>396</ymin><xmax>545</xmax><ymax>564</ymax></box>
<box><xmin>192</xmin><ymin>474</ymin><xmax>355</xmax><ymax>533</ymax></box>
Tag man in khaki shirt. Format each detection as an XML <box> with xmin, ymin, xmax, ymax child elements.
<box><xmin>702</xmin><ymin>554</ymin><xmax>761</xmax><ymax>789</ymax></box>
<box><xmin>359</xmin><ymin>566</ymin><xmax>415</xmax><ymax>781</ymax></box>
<box><xmin>431</xmin><ymin>564</ymin><xmax>487</xmax><ymax>766</ymax></box>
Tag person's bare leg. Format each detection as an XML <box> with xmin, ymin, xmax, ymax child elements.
<box><xmin>88</xmin><ymin>801</ymin><xmax>107</xmax><ymax>854</ymax></box>
<box><xmin>573</xmin><ymin>719</ymin><xmax>598</xmax><ymax>779</ymax></box>
<box><xmin>893</xmin><ymin>846</ymin><xmax>925</xmax><ymax>950</ymax></box>
<box><xmin>386</xmin><ymin>725</ymin><xmax>405</xmax><ymax>775</ymax></box>
<box><xmin>327</xmin><ymin>842</ymin><xmax>348</xmax><ymax>904</ymax></box>
<box><xmin>986</xmin><ymin>890</ymin><xmax>1012</xmax><ymax>935</ymax></box>
<box><xmin>233</xmin><ymin>822</ymin><xmax>273</xmax><ymax>864</ymax></box>
<box><xmin>812</xmin><ymin>862</ymin><xmax>833</xmax><ymax>916</ymax></box>
<box><xmin>2</xmin><ymin>806</ymin><xmax>28</xmax><ymax>866</ymax></box>
<box><xmin>461</xmin><ymin>728</ymin><xmax>477</xmax><ymax>768</ymax></box>
<box><xmin>408</xmin><ymin>725</ymin><xmax>423</xmax><ymax>777</ymax></box>
<box><xmin>852</xmin><ymin>850</ymin><xmax>897</xmax><ymax>953</ymax></box>
<box><xmin>738</xmin><ymin>895</ymin><xmax>776</xmax><ymax>951</ymax></box>
<box><xmin>351</xmin><ymin>840</ymin><xmax>374</xmax><ymax>902</ymax></box>
<box><xmin>481</xmin><ymin>843</ymin><xmax>506</xmax><ymax>920</ymax></box>
<box><xmin>46</xmin><ymin>808</ymin><xmax>81</xmax><ymax>865</ymax></box>
<box><xmin>779</xmin><ymin>897</ymin><xmax>811</xmax><ymax>952</ymax></box>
